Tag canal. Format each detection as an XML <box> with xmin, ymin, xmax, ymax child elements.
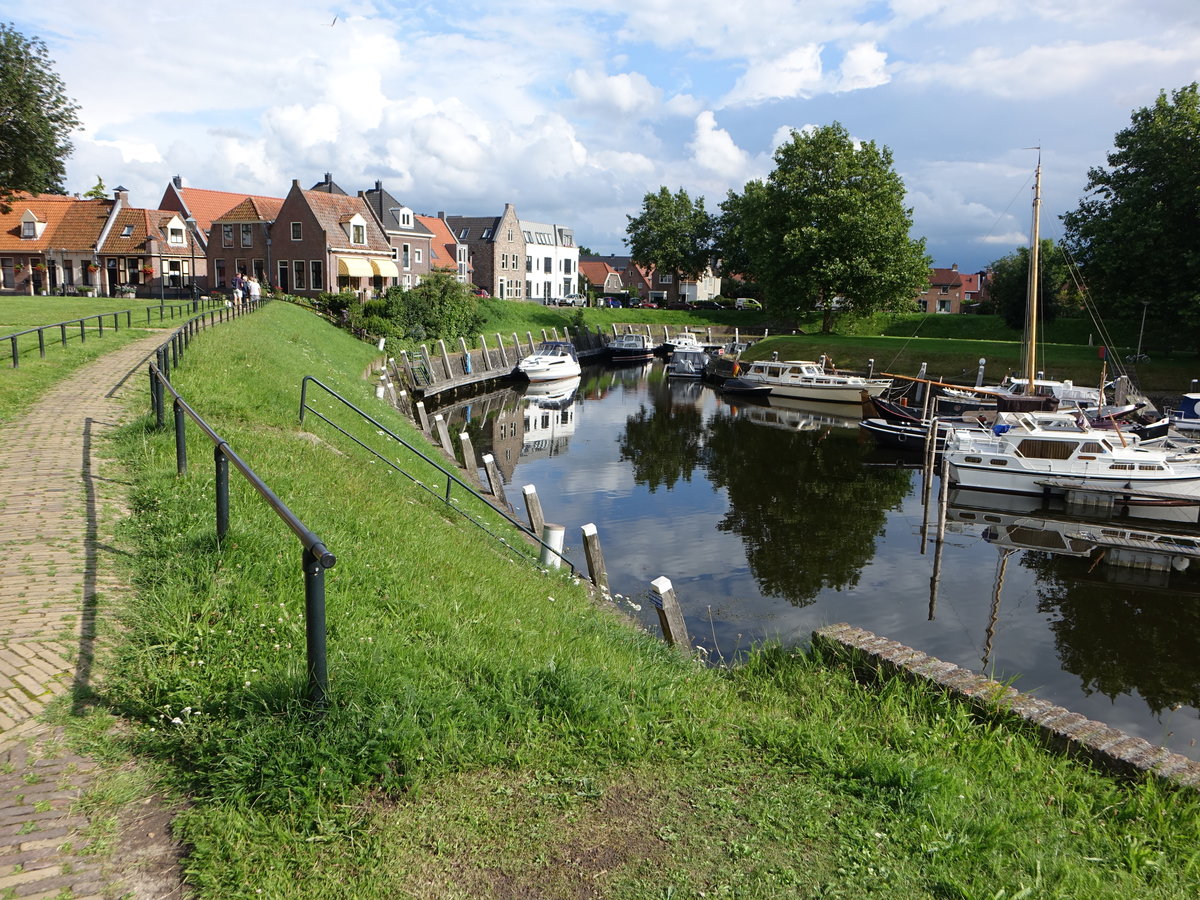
<box><xmin>427</xmin><ymin>360</ymin><xmax>1200</xmax><ymax>761</ymax></box>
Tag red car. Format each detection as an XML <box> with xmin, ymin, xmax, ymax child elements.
<box><xmin>471</xmin><ymin>287</ymin><xmax>490</xmax><ymax>297</ymax></box>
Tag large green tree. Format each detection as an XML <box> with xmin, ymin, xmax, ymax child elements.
<box><xmin>987</xmin><ymin>238</ymin><xmax>1083</xmax><ymax>331</ymax></box>
<box><xmin>0</xmin><ymin>23</ymin><xmax>80</xmax><ymax>212</ymax></box>
<box><xmin>718</xmin><ymin>123</ymin><xmax>930</xmax><ymax>332</ymax></box>
<box><xmin>1061</xmin><ymin>83</ymin><xmax>1200</xmax><ymax>344</ymax></box>
<box><xmin>624</xmin><ymin>186</ymin><xmax>714</xmax><ymax>281</ymax></box>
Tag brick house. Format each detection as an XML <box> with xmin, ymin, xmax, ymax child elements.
<box><xmin>0</xmin><ymin>193</ymin><xmax>107</xmax><ymax>295</ymax></box>
<box><xmin>100</xmin><ymin>197</ymin><xmax>205</xmax><ymax>298</ymax></box>
<box><xmin>209</xmin><ymin>196</ymin><xmax>284</xmax><ymax>290</ymax></box>
<box><xmin>919</xmin><ymin>264</ymin><xmax>966</xmax><ymax>313</ymax></box>
<box><xmin>416</xmin><ymin>214</ymin><xmax>470</xmax><ymax>283</ymax></box>
<box><xmin>362</xmin><ymin>182</ymin><xmax>434</xmax><ymax>289</ymax></box>
<box><xmin>445</xmin><ymin>204</ymin><xmax>526</xmax><ymax>299</ymax></box>
<box><xmin>578</xmin><ymin>259</ymin><xmax>624</xmax><ymax>295</ymax></box>
<box><xmin>270</xmin><ymin>180</ymin><xmax>393</xmax><ymax>297</ymax></box>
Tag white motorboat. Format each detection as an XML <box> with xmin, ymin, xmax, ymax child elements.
<box><xmin>1168</xmin><ymin>394</ymin><xmax>1200</xmax><ymax>432</ymax></box>
<box><xmin>607</xmin><ymin>332</ymin><xmax>655</xmax><ymax>363</ymax></box>
<box><xmin>735</xmin><ymin>359</ymin><xmax>891</xmax><ymax>404</ymax></box>
<box><xmin>662</xmin><ymin>332</ymin><xmax>703</xmax><ymax>355</ymax></box>
<box><xmin>667</xmin><ymin>347</ymin><xmax>708</xmax><ymax>378</ymax></box>
<box><xmin>516</xmin><ymin>341</ymin><xmax>582</xmax><ymax>382</ymax></box>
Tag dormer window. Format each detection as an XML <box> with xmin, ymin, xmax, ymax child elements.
<box><xmin>458</xmin><ymin>228</ymin><xmax>470</xmax><ymax>239</ymax></box>
<box><xmin>19</xmin><ymin>211</ymin><xmax>45</xmax><ymax>239</ymax></box>
<box><xmin>21</xmin><ymin>221</ymin><xmax>35</xmax><ymax>239</ymax></box>
<box><xmin>352</xmin><ymin>224</ymin><xmax>365</xmax><ymax>244</ymax></box>
<box><xmin>482</xmin><ymin>228</ymin><xmax>493</xmax><ymax>240</ymax></box>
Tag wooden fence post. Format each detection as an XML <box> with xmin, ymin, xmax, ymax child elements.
<box><xmin>581</xmin><ymin>523</ymin><xmax>608</xmax><ymax>593</ymax></box>
<box><xmin>650</xmin><ymin>577</ymin><xmax>690</xmax><ymax>651</ymax></box>
<box><xmin>483</xmin><ymin>453</ymin><xmax>508</xmax><ymax>508</ymax></box>
<box><xmin>458</xmin><ymin>432</ymin><xmax>481</xmax><ymax>488</ymax></box>
<box><xmin>522</xmin><ymin>484</ymin><xmax>545</xmax><ymax>537</ymax></box>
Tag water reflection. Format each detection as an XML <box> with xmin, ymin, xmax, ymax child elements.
<box><xmin>425</xmin><ymin>362</ymin><xmax>1200</xmax><ymax>758</ymax></box>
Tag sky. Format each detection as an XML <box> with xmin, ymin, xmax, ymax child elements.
<box><xmin>8</xmin><ymin>0</ymin><xmax>1200</xmax><ymax>273</ymax></box>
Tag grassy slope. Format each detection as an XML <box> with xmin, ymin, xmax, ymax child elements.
<box><xmin>81</xmin><ymin>301</ymin><xmax>1200</xmax><ymax>898</ymax></box>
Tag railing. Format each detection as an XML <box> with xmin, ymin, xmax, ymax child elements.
<box><xmin>3</xmin><ymin>298</ymin><xmax>223</xmax><ymax>368</ymax></box>
<box><xmin>146</xmin><ymin>300</ymin><xmax>337</xmax><ymax>708</ymax></box>
<box><xmin>299</xmin><ymin>375</ymin><xmax>577</xmax><ymax>575</ymax></box>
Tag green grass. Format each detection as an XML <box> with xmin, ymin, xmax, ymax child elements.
<box><xmin>65</xmin><ymin>301</ymin><xmax>1200</xmax><ymax>898</ymax></box>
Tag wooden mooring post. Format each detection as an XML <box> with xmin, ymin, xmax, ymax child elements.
<box><xmin>581</xmin><ymin>523</ymin><xmax>608</xmax><ymax>593</ymax></box>
<box><xmin>479</xmin><ymin>335</ymin><xmax>493</xmax><ymax>370</ymax></box>
<box><xmin>415</xmin><ymin>400</ymin><xmax>431</xmax><ymax>433</ymax></box>
<box><xmin>433</xmin><ymin>414</ymin><xmax>455</xmax><ymax>456</ymax></box>
<box><xmin>495</xmin><ymin>333</ymin><xmax>509</xmax><ymax>367</ymax></box>
<box><xmin>458</xmin><ymin>432</ymin><xmax>481</xmax><ymax>488</ymax></box>
<box><xmin>650</xmin><ymin>576</ymin><xmax>689</xmax><ymax>650</ymax></box>
<box><xmin>483</xmin><ymin>453</ymin><xmax>508</xmax><ymax>508</ymax></box>
<box><xmin>522</xmin><ymin>484</ymin><xmax>545</xmax><ymax>537</ymax></box>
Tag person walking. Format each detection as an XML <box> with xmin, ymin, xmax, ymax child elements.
<box><xmin>231</xmin><ymin>272</ymin><xmax>244</xmax><ymax>309</ymax></box>
<box><xmin>247</xmin><ymin>275</ymin><xmax>261</xmax><ymax>304</ymax></box>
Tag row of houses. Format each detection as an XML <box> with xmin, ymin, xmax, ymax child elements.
<box><xmin>0</xmin><ymin>175</ymin><xmax>581</xmax><ymax>303</ymax></box>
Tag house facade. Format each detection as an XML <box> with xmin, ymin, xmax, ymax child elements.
<box><xmin>0</xmin><ymin>194</ymin><xmax>106</xmax><ymax>295</ymax></box>
<box><xmin>578</xmin><ymin>259</ymin><xmax>624</xmax><ymax>295</ymax></box>
<box><xmin>208</xmin><ymin>196</ymin><xmax>283</xmax><ymax>289</ymax></box>
<box><xmin>362</xmin><ymin>182</ymin><xmax>434</xmax><ymax>289</ymax></box>
<box><xmin>270</xmin><ymin>180</ymin><xmax>394</xmax><ymax>297</ymax></box>
<box><xmin>919</xmin><ymin>265</ymin><xmax>966</xmax><ymax>313</ymax></box>
<box><xmin>417</xmin><ymin>214</ymin><xmax>469</xmax><ymax>283</ymax></box>
<box><xmin>445</xmin><ymin>204</ymin><xmax>526</xmax><ymax>299</ymax></box>
<box><xmin>519</xmin><ymin>219</ymin><xmax>578</xmax><ymax>303</ymax></box>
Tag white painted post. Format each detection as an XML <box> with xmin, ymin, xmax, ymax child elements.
<box><xmin>483</xmin><ymin>453</ymin><xmax>508</xmax><ymax>507</ymax></box>
<box><xmin>495</xmin><ymin>333</ymin><xmax>509</xmax><ymax>366</ymax></box>
<box><xmin>415</xmin><ymin>400</ymin><xmax>431</xmax><ymax>433</ymax></box>
<box><xmin>434</xmin><ymin>414</ymin><xmax>455</xmax><ymax>456</ymax></box>
<box><xmin>458</xmin><ymin>432</ymin><xmax>481</xmax><ymax>488</ymax></box>
<box><xmin>975</xmin><ymin>358</ymin><xmax>987</xmax><ymax>387</ymax></box>
<box><xmin>539</xmin><ymin>523</ymin><xmax>566</xmax><ymax>569</ymax></box>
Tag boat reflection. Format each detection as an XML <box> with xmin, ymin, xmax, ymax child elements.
<box><xmin>522</xmin><ymin>376</ymin><xmax>579</xmax><ymax>460</ymax></box>
<box><xmin>717</xmin><ymin>394</ymin><xmax>861</xmax><ymax>433</ymax></box>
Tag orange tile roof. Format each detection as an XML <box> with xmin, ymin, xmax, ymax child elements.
<box><xmin>0</xmin><ymin>194</ymin><xmax>79</xmax><ymax>253</ymax></box>
<box><xmin>303</xmin><ymin>190</ymin><xmax>391</xmax><ymax>253</ymax></box>
<box><xmin>177</xmin><ymin>187</ymin><xmax>283</xmax><ymax>234</ymax></box>
<box><xmin>578</xmin><ymin>260</ymin><xmax>616</xmax><ymax>284</ymax></box>
<box><xmin>416</xmin><ymin>214</ymin><xmax>459</xmax><ymax>271</ymax></box>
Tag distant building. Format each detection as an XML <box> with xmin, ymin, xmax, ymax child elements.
<box><xmin>445</xmin><ymin>205</ymin><xmax>525</xmax><ymax>299</ymax></box>
<box><xmin>919</xmin><ymin>264</ymin><xmax>966</xmax><ymax>314</ymax></box>
<box><xmin>519</xmin><ymin>218</ymin><xmax>578</xmax><ymax>303</ymax></box>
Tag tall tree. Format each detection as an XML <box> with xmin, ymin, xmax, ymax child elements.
<box><xmin>0</xmin><ymin>23</ymin><xmax>80</xmax><ymax>212</ymax></box>
<box><xmin>625</xmin><ymin>187</ymin><xmax>713</xmax><ymax>281</ymax></box>
<box><xmin>987</xmin><ymin>239</ymin><xmax>1083</xmax><ymax>331</ymax></box>
<box><xmin>720</xmin><ymin>123</ymin><xmax>930</xmax><ymax>332</ymax></box>
<box><xmin>1061</xmin><ymin>83</ymin><xmax>1200</xmax><ymax>344</ymax></box>
<box><xmin>83</xmin><ymin>175</ymin><xmax>107</xmax><ymax>200</ymax></box>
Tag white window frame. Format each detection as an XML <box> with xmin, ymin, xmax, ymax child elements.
<box><xmin>222</xmin><ymin>224</ymin><xmax>234</xmax><ymax>247</ymax></box>
<box><xmin>291</xmin><ymin>222</ymin><xmax>302</xmax><ymax>241</ymax></box>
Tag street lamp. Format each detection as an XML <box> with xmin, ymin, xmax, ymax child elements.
<box><xmin>185</xmin><ymin>216</ymin><xmax>199</xmax><ymax>309</ymax></box>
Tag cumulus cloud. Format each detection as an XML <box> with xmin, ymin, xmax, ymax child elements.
<box><xmin>567</xmin><ymin>70</ymin><xmax>662</xmax><ymax>114</ymax></box>
<box><xmin>835</xmin><ymin>42</ymin><xmax>890</xmax><ymax>92</ymax></box>
<box><xmin>721</xmin><ymin>45</ymin><xmax>824</xmax><ymax>107</ymax></box>
<box><xmin>688</xmin><ymin>112</ymin><xmax>750</xmax><ymax>179</ymax></box>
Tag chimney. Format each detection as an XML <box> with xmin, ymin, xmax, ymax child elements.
<box><xmin>172</xmin><ymin>175</ymin><xmax>182</xmax><ymax>189</ymax></box>
<box><xmin>324</xmin><ymin>172</ymin><xmax>332</xmax><ymax>184</ymax></box>
<box><xmin>375</xmin><ymin>180</ymin><xmax>382</xmax><ymax>192</ymax></box>
<box><xmin>437</xmin><ymin>211</ymin><xmax>445</xmax><ymax>219</ymax></box>
<box><xmin>113</xmin><ymin>186</ymin><xmax>129</xmax><ymax>206</ymax></box>
<box><xmin>951</xmin><ymin>263</ymin><xmax>958</xmax><ymax>271</ymax></box>
<box><xmin>292</xmin><ymin>179</ymin><xmax>300</xmax><ymax>189</ymax></box>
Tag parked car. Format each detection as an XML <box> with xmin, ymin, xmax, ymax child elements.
<box><xmin>560</xmin><ymin>293</ymin><xmax>587</xmax><ymax>307</ymax></box>
<box><xmin>601</xmin><ymin>296</ymin><xmax>623</xmax><ymax>308</ymax></box>
<box><xmin>693</xmin><ymin>300</ymin><xmax>723</xmax><ymax>310</ymax></box>
<box><xmin>735</xmin><ymin>298</ymin><xmax>762</xmax><ymax>310</ymax></box>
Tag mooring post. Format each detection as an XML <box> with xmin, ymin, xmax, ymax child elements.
<box><xmin>581</xmin><ymin>523</ymin><xmax>609</xmax><ymax>593</ymax></box>
<box><xmin>458</xmin><ymin>432</ymin><xmax>481</xmax><ymax>488</ymax></box>
<box><xmin>415</xmin><ymin>400</ymin><xmax>431</xmax><ymax>433</ymax></box>
<box><xmin>398</xmin><ymin>350</ymin><xmax>417</xmax><ymax>387</ymax></box>
<box><xmin>542</xmin><ymin>328</ymin><xmax>550</xmax><ymax>342</ymax></box>
<box><xmin>483</xmin><ymin>453</ymin><xmax>508</xmax><ymax>508</ymax></box>
<box><xmin>495</xmin><ymin>333</ymin><xmax>509</xmax><ymax>367</ymax></box>
<box><xmin>479</xmin><ymin>335</ymin><xmax>492</xmax><ymax>370</ymax></box>
<box><xmin>511</xmin><ymin>333</ymin><xmax>520</xmax><ymax>360</ymax></box>
<box><xmin>438</xmin><ymin>340</ymin><xmax>453</xmax><ymax>378</ymax></box>
<box><xmin>433</xmin><ymin>414</ymin><xmax>455</xmax><ymax>456</ymax></box>
<box><xmin>539</xmin><ymin>523</ymin><xmax>566</xmax><ymax>569</ymax></box>
<box><xmin>522</xmin><ymin>484</ymin><xmax>545</xmax><ymax>536</ymax></box>
<box><xmin>650</xmin><ymin>576</ymin><xmax>689</xmax><ymax>650</ymax></box>
<box><xmin>915</xmin><ymin>362</ymin><xmax>928</xmax><ymax>405</ymax></box>
<box><xmin>975</xmin><ymin>357</ymin><xmax>987</xmax><ymax>388</ymax></box>
<box><xmin>526</xmin><ymin>331</ymin><xmax>536</xmax><ymax>354</ymax></box>
<box><xmin>867</xmin><ymin>357</ymin><xmax>875</xmax><ymax>378</ymax></box>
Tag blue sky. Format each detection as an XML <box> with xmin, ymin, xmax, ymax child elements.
<box><xmin>9</xmin><ymin>0</ymin><xmax>1200</xmax><ymax>272</ymax></box>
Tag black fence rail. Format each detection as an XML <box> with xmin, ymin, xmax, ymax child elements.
<box><xmin>146</xmin><ymin>300</ymin><xmax>337</xmax><ymax>708</ymax></box>
<box><xmin>3</xmin><ymin>298</ymin><xmax>225</xmax><ymax>368</ymax></box>
<box><xmin>299</xmin><ymin>374</ymin><xmax>577</xmax><ymax>575</ymax></box>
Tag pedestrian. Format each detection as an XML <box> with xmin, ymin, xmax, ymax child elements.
<box><xmin>231</xmin><ymin>272</ymin><xmax>244</xmax><ymax>308</ymax></box>
<box><xmin>247</xmin><ymin>276</ymin><xmax>261</xmax><ymax>304</ymax></box>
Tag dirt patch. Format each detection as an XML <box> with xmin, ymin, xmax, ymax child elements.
<box><xmin>112</xmin><ymin>792</ymin><xmax>190</xmax><ymax>899</ymax></box>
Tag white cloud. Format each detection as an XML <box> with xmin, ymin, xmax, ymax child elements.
<box><xmin>721</xmin><ymin>45</ymin><xmax>824</xmax><ymax>107</ymax></box>
<box><xmin>567</xmin><ymin>70</ymin><xmax>663</xmax><ymax>115</ymax></box>
<box><xmin>835</xmin><ymin>42</ymin><xmax>890</xmax><ymax>93</ymax></box>
<box><xmin>688</xmin><ymin>112</ymin><xmax>749</xmax><ymax>179</ymax></box>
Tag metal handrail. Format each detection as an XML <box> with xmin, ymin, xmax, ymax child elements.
<box><xmin>299</xmin><ymin>374</ymin><xmax>577</xmax><ymax>574</ymax></box>
<box><xmin>146</xmin><ymin>299</ymin><xmax>336</xmax><ymax>708</ymax></box>
<box><xmin>3</xmin><ymin>298</ymin><xmax>223</xmax><ymax>368</ymax></box>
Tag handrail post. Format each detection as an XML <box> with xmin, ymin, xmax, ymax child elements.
<box><xmin>215</xmin><ymin>445</ymin><xmax>229</xmax><ymax>540</ymax></box>
<box><xmin>80</xmin><ymin>320</ymin><xmax>86</xmax><ymax>343</ymax></box>
<box><xmin>60</xmin><ymin>323</ymin><xmax>67</xmax><ymax>346</ymax></box>
<box><xmin>303</xmin><ymin>545</ymin><xmax>329</xmax><ymax>708</ymax></box>
<box><xmin>174</xmin><ymin>399</ymin><xmax>188</xmax><ymax>475</ymax></box>
<box><xmin>37</xmin><ymin>328</ymin><xmax>45</xmax><ymax>358</ymax></box>
<box><xmin>9</xmin><ymin>335</ymin><xmax>17</xmax><ymax>368</ymax></box>
<box><xmin>98</xmin><ymin>314</ymin><xmax>104</xmax><ymax>337</ymax></box>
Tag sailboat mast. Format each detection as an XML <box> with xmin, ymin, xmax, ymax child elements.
<box><xmin>1024</xmin><ymin>162</ymin><xmax>1042</xmax><ymax>387</ymax></box>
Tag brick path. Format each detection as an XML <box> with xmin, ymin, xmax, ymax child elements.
<box><xmin>0</xmin><ymin>332</ymin><xmax>179</xmax><ymax>899</ymax></box>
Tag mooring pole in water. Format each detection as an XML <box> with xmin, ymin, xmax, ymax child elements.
<box><xmin>433</xmin><ymin>414</ymin><xmax>455</xmax><ymax>457</ymax></box>
<box><xmin>976</xmin><ymin>358</ymin><xmax>987</xmax><ymax>388</ymax></box>
<box><xmin>415</xmin><ymin>400</ymin><xmax>431</xmax><ymax>433</ymax></box>
<box><xmin>581</xmin><ymin>523</ymin><xmax>609</xmax><ymax>594</ymax></box>
<box><xmin>522</xmin><ymin>484</ymin><xmax>545</xmax><ymax>537</ymax></box>
<box><xmin>458</xmin><ymin>433</ymin><xmax>481</xmax><ymax>488</ymax></box>
<box><xmin>650</xmin><ymin>577</ymin><xmax>690</xmax><ymax>651</ymax></box>
<box><xmin>929</xmin><ymin>451</ymin><xmax>951</xmax><ymax>619</ymax></box>
<box><xmin>920</xmin><ymin>418</ymin><xmax>938</xmax><ymax>554</ymax></box>
<box><xmin>483</xmin><ymin>453</ymin><xmax>508</xmax><ymax>508</ymax></box>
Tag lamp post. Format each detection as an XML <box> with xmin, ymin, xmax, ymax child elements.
<box><xmin>185</xmin><ymin>216</ymin><xmax>199</xmax><ymax>310</ymax></box>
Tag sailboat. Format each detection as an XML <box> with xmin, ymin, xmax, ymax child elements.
<box><xmin>942</xmin><ymin>162</ymin><xmax>1200</xmax><ymax>505</ymax></box>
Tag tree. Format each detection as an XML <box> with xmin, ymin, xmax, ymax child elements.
<box><xmin>625</xmin><ymin>187</ymin><xmax>714</xmax><ymax>281</ymax></box>
<box><xmin>348</xmin><ymin>272</ymin><xmax>482</xmax><ymax>342</ymax></box>
<box><xmin>719</xmin><ymin>123</ymin><xmax>930</xmax><ymax>332</ymax></box>
<box><xmin>1061</xmin><ymin>83</ymin><xmax>1200</xmax><ymax>344</ymax></box>
<box><xmin>0</xmin><ymin>23</ymin><xmax>80</xmax><ymax>212</ymax></box>
<box><xmin>83</xmin><ymin>176</ymin><xmax>107</xmax><ymax>200</ymax></box>
<box><xmin>987</xmin><ymin>239</ymin><xmax>1083</xmax><ymax>331</ymax></box>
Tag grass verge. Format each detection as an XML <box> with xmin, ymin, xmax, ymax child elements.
<box><xmin>71</xmin><ymin>301</ymin><xmax>1200</xmax><ymax>898</ymax></box>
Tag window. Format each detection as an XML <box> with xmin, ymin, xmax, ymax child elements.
<box><xmin>222</xmin><ymin>224</ymin><xmax>233</xmax><ymax>247</ymax></box>
<box><xmin>414</xmin><ymin>249</ymin><xmax>422</xmax><ymax>264</ymax></box>
<box><xmin>501</xmin><ymin>253</ymin><xmax>507</xmax><ymax>269</ymax></box>
<box><xmin>120</xmin><ymin>224</ymin><xmax>133</xmax><ymax>238</ymax></box>
<box><xmin>482</xmin><ymin>228</ymin><xmax>493</xmax><ymax>240</ymax></box>
<box><xmin>254</xmin><ymin>259</ymin><xmax>265</xmax><ymax>281</ymax></box>
<box><xmin>310</xmin><ymin>260</ymin><xmax>323</xmax><ymax>291</ymax></box>
<box><xmin>63</xmin><ymin>260</ymin><xmax>74</xmax><ymax>286</ymax></box>
<box><xmin>240</xmin><ymin>224</ymin><xmax>253</xmax><ymax>247</ymax></box>
<box><xmin>544</xmin><ymin>257</ymin><xmax>552</xmax><ymax>274</ymax></box>
<box><xmin>292</xmin><ymin>260</ymin><xmax>306</xmax><ymax>290</ymax></box>
<box><xmin>564</xmin><ymin>259</ymin><xmax>572</xmax><ymax>274</ymax></box>
<box><xmin>169</xmin><ymin>227</ymin><xmax>185</xmax><ymax>245</ymax></box>
<box><xmin>235</xmin><ymin>258</ymin><xmax>246</xmax><ymax>277</ymax></box>
<box><xmin>458</xmin><ymin>228</ymin><xmax>470</xmax><ymax>239</ymax></box>
<box><xmin>523</xmin><ymin>231</ymin><xmax>532</xmax><ymax>241</ymax></box>
<box><xmin>215</xmin><ymin>259</ymin><xmax>226</xmax><ymax>288</ymax></box>
<box><xmin>291</xmin><ymin>222</ymin><xmax>302</xmax><ymax>241</ymax></box>
<box><xmin>400</xmin><ymin>210</ymin><xmax>412</xmax><ymax>227</ymax></box>
<box><xmin>526</xmin><ymin>256</ymin><xmax>532</xmax><ymax>272</ymax></box>
<box><xmin>352</xmin><ymin>224</ymin><xmax>365</xmax><ymax>244</ymax></box>
<box><xmin>402</xmin><ymin>244</ymin><xmax>410</xmax><ymax>268</ymax></box>
<box><xmin>659</xmin><ymin>273</ymin><xmax>673</xmax><ymax>284</ymax></box>
<box><xmin>507</xmin><ymin>228</ymin><xmax>513</xmax><ymax>241</ymax></box>
<box><xmin>21</xmin><ymin>221</ymin><xmax>35</xmax><ymax>239</ymax></box>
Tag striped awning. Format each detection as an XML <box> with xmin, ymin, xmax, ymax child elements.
<box><xmin>336</xmin><ymin>256</ymin><xmax>373</xmax><ymax>278</ymax></box>
<box><xmin>371</xmin><ymin>258</ymin><xmax>400</xmax><ymax>278</ymax></box>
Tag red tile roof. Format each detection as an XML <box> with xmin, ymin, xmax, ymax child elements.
<box><xmin>174</xmin><ymin>187</ymin><xmax>283</xmax><ymax>234</ymax></box>
<box><xmin>301</xmin><ymin>190</ymin><xmax>391</xmax><ymax>253</ymax></box>
<box><xmin>416</xmin><ymin>214</ymin><xmax>459</xmax><ymax>272</ymax></box>
<box><xmin>214</xmin><ymin>197</ymin><xmax>284</xmax><ymax>223</ymax></box>
<box><xmin>0</xmin><ymin>194</ymin><xmax>79</xmax><ymax>253</ymax></box>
